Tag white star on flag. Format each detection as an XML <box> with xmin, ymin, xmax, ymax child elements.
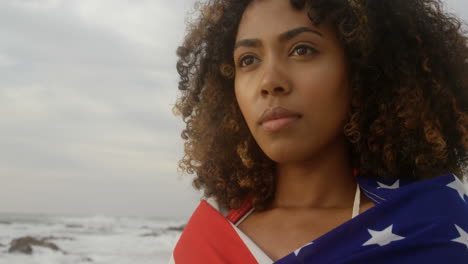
<box><xmin>362</xmin><ymin>224</ymin><xmax>405</xmax><ymax>247</ymax></box>
<box><xmin>377</xmin><ymin>179</ymin><xmax>400</xmax><ymax>189</ymax></box>
<box><xmin>451</xmin><ymin>224</ymin><xmax>468</xmax><ymax>249</ymax></box>
<box><xmin>446</xmin><ymin>175</ymin><xmax>467</xmax><ymax>202</ymax></box>
<box><xmin>294</xmin><ymin>242</ymin><xmax>313</xmax><ymax>256</ymax></box>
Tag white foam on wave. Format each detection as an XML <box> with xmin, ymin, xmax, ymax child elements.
<box><xmin>0</xmin><ymin>214</ymin><xmax>184</xmax><ymax>264</ymax></box>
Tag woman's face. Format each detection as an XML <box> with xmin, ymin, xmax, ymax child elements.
<box><xmin>233</xmin><ymin>0</ymin><xmax>351</xmax><ymax>163</ymax></box>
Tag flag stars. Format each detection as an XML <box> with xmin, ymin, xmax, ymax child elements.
<box><xmin>362</xmin><ymin>224</ymin><xmax>405</xmax><ymax>247</ymax></box>
<box><xmin>377</xmin><ymin>179</ymin><xmax>400</xmax><ymax>189</ymax></box>
<box><xmin>451</xmin><ymin>224</ymin><xmax>468</xmax><ymax>249</ymax></box>
<box><xmin>446</xmin><ymin>176</ymin><xmax>467</xmax><ymax>202</ymax></box>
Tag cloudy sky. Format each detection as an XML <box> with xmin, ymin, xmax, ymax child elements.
<box><xmin>0</xmin><ymin>0</ymin><xmax>466</xmax><ymax>220</ymax></box>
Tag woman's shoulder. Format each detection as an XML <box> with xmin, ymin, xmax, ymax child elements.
<box><xmin>403</xmin><ymin>173</ymin><xmax>467</xmax><ymax>209</ymax></box>
<box><xmin>358</xmin><ymin>173</ymin><xmax>467</xmax><ymax>204</ymax></box>
<box><xmin>356</xmin><ymin>172</ymin><xmax>468</xmax><ymax>230</ymax></box>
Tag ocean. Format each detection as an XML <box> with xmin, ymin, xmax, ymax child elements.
<box><xmin>0</xmin><ymin>213</ymin><xmax>185</xmax><ymax>264</ymax></box>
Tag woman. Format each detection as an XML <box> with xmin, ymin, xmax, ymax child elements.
<box><xmin>170</xmin><ymin>0</ymin><xmax>468</xmax><ymax>263</ymax></box>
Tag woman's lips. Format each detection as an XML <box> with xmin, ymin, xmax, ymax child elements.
<box><xmin>261</xmin><ymin>116</ymin><xmax>300</xmax><ymax>132</ymax></box>
<box><xmin>258</xmin><ymin>106</ymin><xmax>302</xmax><ymax>132</ymax></box>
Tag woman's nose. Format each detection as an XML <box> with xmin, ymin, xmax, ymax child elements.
<box><xmin>259</xmin><ymin>61</ymin><xmax>291</xmax><ymax>97</ymax></box>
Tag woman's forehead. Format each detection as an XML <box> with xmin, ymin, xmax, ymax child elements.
<box><xmin>236</xmin><ymin>0</ymin><xmax>331</xmax><ymax>42</ymax></box>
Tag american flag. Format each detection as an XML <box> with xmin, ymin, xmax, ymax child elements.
<box><xmin>170</xmin><ymin>173</ymin><xmax>468</xmax><ymax>263</ymax></box>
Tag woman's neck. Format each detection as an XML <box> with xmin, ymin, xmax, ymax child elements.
<box><xmin>270</xmin><ymin>139</ymin><xmax>356</xmax><ymax>210</ymax></box>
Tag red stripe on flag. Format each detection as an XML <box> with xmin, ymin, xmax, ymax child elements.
<box><xmin>226</xmin><ymin>197</ymin><xmax>253</xmax><ymax>225</ymax></box>
<box><xmin>173</xmin><ymin>200</ymin><xmax>258</xmax><ymax>264</ymax></box>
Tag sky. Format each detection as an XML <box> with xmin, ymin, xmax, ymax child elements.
<box><xmin>0</xmin><ymin>0</ymin><xmax>467</xmax><ymax>220</ymax></box>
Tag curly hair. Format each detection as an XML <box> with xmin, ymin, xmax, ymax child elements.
<box><xmin>174</xmin><ymin>0</ymin><xmax>468</xmax><ymax>211</ymax></box>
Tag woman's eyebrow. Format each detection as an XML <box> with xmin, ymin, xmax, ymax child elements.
<box><xmin>234</xmin><ymin>39</ymin><xmax>262</xmax><ymax>50</ymax></box>
<box><xmin>278</xmin><ymin>26</ymin><xmax>323</xmax><ymax>42</ymax></box>
<box><xmin>234</xmin><ymin>26</ymin><xmax>323</xmax><ymax>51</ymax></box>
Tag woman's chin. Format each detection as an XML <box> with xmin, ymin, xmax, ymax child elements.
<box><xmin>263</xmin><ymin>149</ymin><xmax>311</xmax><ymax>164</ymax></box>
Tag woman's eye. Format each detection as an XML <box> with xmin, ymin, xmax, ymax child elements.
<box><xmin>290</xmin><ymin>45</ymin><xmax>318</xmax><ymax>56</ymax></box>
<box><xmin>238</xmin><ymin>55</ymin><xmax>259</xmax><ymax>67</ymax></box>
